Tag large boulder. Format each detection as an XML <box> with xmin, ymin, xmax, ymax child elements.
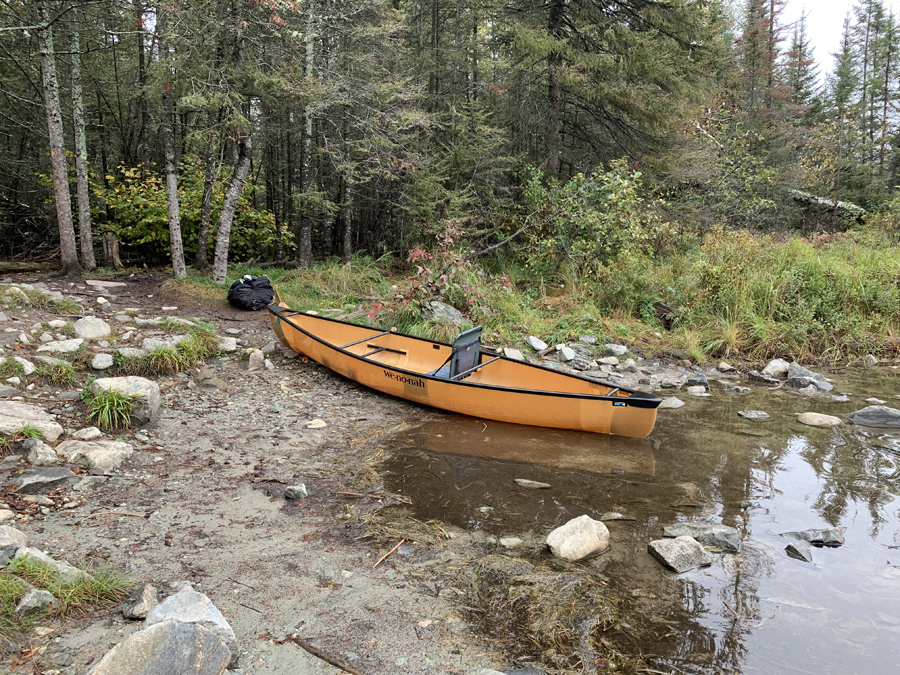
<box><xmin>56</xmin><ymin>439</ymin><xmax>134</xmax><ymax>473</ymax></box>
<box><xmin>546</xmin><ymin>514</ymin><xmax>610</xmax><ymax>561</ymax></box>
<box><xmin>421</xmin><ymin>300</ymin><xmax>464</xmax><ymax>327</ymax></box>
<box><xmin>145</xmin><ymin>590</ymin><xmax>237</xmax><ymax>664</ymax></box>
<box><xmin>761</xmin><ymin>358</ymin><xmax>790</xmax><ymax>378</ymax></box>
<box><xmin>88</xmin><ymin>620</ymin><xmax>232</xmax><ymax>675</ymax></box>
<box><xmin>88</xmin><ymin>377</ymin><xmax>161</xmax><ymax>425</ymax></box>
<box><xmin>849</xmin><ymin>405</ymin><xmax>900</xmax><ymax>429</ymax></box>
<box><xmin>0</xmin><ymin>402</ymin><xmax>64</xmax><ymax>440</ymax></box>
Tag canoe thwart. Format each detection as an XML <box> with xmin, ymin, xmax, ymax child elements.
<box><xmin>449</xmin><ymin>355</ymin><xmax>502</xmax><ymax>381</ymax></box>
<box><xmin>341</xmin><ymin>331</ymin><xmax>391</xmax><ymax>349</ymax></box>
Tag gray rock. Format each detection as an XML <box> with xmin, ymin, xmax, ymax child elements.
<box><xmin>0</xmin><ymin>385</ymin><xmax>17</xmax><ymax>397</ymax></box>
<box><xmin>546</xmin><ymin>514</ymin><xmax>609</xmax><ymax>561</ymax></box>
<box><xmin>34</xmin><ymin>355</ymin><xmax>67</xmax><ymax>367</ymax></box>
<box><xmin>604</xmin><ymin>344</ymin><xmax>627</xmax><ymax>357</ymax></box>
<box><xmin>832</xmin><ymin>394</ymin><xmax>851</xmax><ymax>402</ymax></box>
<box><xmin>780</xmin><ymin>527</ymin><xmax>845</xmax><ymax>547</ymax></box>
<box><xmin>89</xmin><ymin>376</ymin><xmax>161</xmax><ymax>425</ymax></box>
<box><xmin>648</xmin><ymin>536</ymin><xmax>713</xmax><ymax>573</ymax></box>
<box><xmin>88</xmin><ymin>620</ymin><xmax>232</xmax><ymax>675</ymax></box>
<box><xmin>558</xmin><ymin>346</ymin><xmax>576</xmax><ymax>363</ymax></box>
<box><xmin>116</xmin><ymin>347</ymin><xmax>148</xmax><ymax>359</ymax></box>
<box><xmin>56</xmin><ymin>439</ymin><xmax>134</xmax><ymax>472</ymax></box>
<box><xmin>658</xmin><ymin>397</ymin><xmax>684</xmax><ymax>410</ymax></box>
<box><xmin>421</xmin><ymin>300</ymin><xmax>464</xmax><ymax>326</ymax></box>
<box><xmin>123</xmin><ymin>583</ymin><xmax>159</xmax><ymax>620</ymax></box>
<box><xmin>526</xmin><ymin>336</ymin><xmax>547</xmax><ymax>351</ymax></box>
<box><xmin>193</xmin><ymin>369</ymin><xmax>228</xmax><ymax>391</ymax></box>
<box><xmin>578</xmin><ymin>335</ymin><xmax>596</xmax><ymax>345</ymax></box>
<box><xmin>514</xmin><ymin>479</ymin><xmax>551</xmax><ymax>489</ymax></box>
<box><xmin>499</xmin><ymin>537</ymin><xmax>524</xmax><ymax>549</ymax></box>
<box><xmin>660</xmin><ymin>380</ymin><xmax>680</xmax><ymax>389</ymax></box>
<box><xmin>145</xmin><ymin>589</ymin><xmax>237</xmax><ymax>664</ymax></box>
<box><xmin>748</xmin><ymin>370</ymin><xmax>780</xmax><ymax>385</ymax></box>
<box><xmin>762</xmin><ymin>358</ymin><xmax>790</xmax><ymax>378</ymax></box>
<box><xmin>35</xmin><ymin>338</ymin><xmax>84</xmax><ymax>354</ymax></box>
<box><xmin>787</xmin><ymin>362</ymin><xmax>828</xmax><ymax>382</ymax></box>
<box><xmin>663</xmin><ymin>522</ymin><xmax>740</xmax><ymax>553</ymax></box>
<box><xmin>73</xmin><ymin>475</ymin><xmax>109</xmax><ymax>492</ymax></box>
<box><xmin>738</xmin><ymin>410</ymin><xmax>770</xmax><ymax>420</ymax></box>
<box><xmin>0</xmin><ymin>401</ymin><xmax>64</xmax><ymax>440</ymax></box>
<box><xmin>0</xmin><ymin>525</ymin><xmax>27</xmax><ymax>548</ymax></box>
<box><xmin>717</xmin><ymin>362</ymin><xmax>735</xmax><ymax>372</ymax></box>
<box><xmin>686</xmin><ymin>385</ymin><xmax>709</xmax><ymax>397</ymax></box>
<box><xmin>798</xmin><ymin>384</ymin><xmax>818</xmax><ymax>396</ymax></box>
<box><xmin>6</xmin><ymin>467</ymin><xmax>75</xmax><ymax>494</ymax></box>
<box><xmin>247</xmin><ymin>350</ymin><xmax>264</xmax><ymax>371</ymax></box>
<box><xmin>73</xmin><ymin>317</ymin><xmax>112</xmax><ymax>340</ymax></box>
<box><xmin>849</xmin><ymin>405</ymin><xmax>900</xmax><ymax>429</ymax></box>
<box><xmin>685</xmin><ymin>374</ymin><xmax>709</xmax><ymax>389</ymax></box>
<box><xmin>568</xmin><ymin>358</ymin><xmax>592</xmax><ymax>371</ymax></box>
<box><xmin>92</xmin><ymin>353</ymin><xmax>115</xmax><ymax>370</ymax></box>
<box><xmin>23</xmin><ymin>438</ymin><xmax>61</xmax><ymax>466</ymax></box>
<box><xmin>14</xmin><ymin>589</ymin><xmax>56</xmax><ymax>617</ymax></box>
<box><xmin>785</xmin><ymin>540</ymin><xmax>814</xmax><ymax>563</ymax></box>
<box><xmin>284</xmin><ymin>484</ymin><xmax>308</xmax><ymax>500</ymax></box>
<box><xmin>597</xmin><ymin>356</ymin><xmax>620</xmax><ymax>366</ymax></box>
<box><xmin>785</xmin><ymin>376</ymin><xmax>833</xmax><ymax>392</ymax></box>
<box><xmin>724</xmin><ymin>386</ymin><xmax>751</xmax><ymax>394</ymax></box>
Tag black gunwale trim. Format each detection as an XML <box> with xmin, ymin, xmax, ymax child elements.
<box><xmin>268</xmin><ymin>304</ymin><xmax>662</xmax><ymax>409</ymax></box>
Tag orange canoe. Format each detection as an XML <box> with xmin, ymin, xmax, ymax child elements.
<box><xmin>268</xmin><ymin>303</ymin><xmax>661</xmax><ymax>438</ymax></box>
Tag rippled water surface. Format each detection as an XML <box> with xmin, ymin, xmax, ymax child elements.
<box><xmin>382</xmin><ymin>368</ymin><xmax>900</xmax><ymax>675</ymax></box>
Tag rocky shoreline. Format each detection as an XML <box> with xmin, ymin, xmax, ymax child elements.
<box><xmin>0</xmin><ymin>275</ymin><xmax>898</xmax><ymax>674</ymax></box>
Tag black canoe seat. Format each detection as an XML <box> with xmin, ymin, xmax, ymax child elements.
<box><xmin>428</xmin><ymin>326</ymin><xmax>482</xmax><ymax>379</ymax></box>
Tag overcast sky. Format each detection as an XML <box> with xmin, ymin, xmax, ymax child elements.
<box><xmin>782</xmin><ymin>0</ymin><xmax>900</xmax><ymax>76</ymax></box>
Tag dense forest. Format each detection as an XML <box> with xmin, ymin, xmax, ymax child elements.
<box><xmin>1</xmin><ymin>0</ymin><xmax>898</xmax><ymax>279</ymax></box>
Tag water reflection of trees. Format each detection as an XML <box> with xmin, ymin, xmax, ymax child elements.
<box><xmin>799</xmin><ymin>429</ymin><xmax>900</xmax><ymax>534</ymax></box>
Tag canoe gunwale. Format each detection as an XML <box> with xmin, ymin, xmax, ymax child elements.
<box><xmin>268</xmin><ymin>304</ymin><xmax>662</xmax><ymax>410</ymax></box>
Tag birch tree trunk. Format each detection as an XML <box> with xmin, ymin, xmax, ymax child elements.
<box><xmin>159</xmin><ymin>7</ymin><xmax>186</xmax><ymax>279</ymax></box>
<box><xmin>71</xmin><ymin>5</ymin><xmax>96</xmax><ymax>270</ymax></box>
<box><xmin>37</xmin><ymin>0</ymin><xmax>81</xmax><ymax>276</ymax></box>
<box><xmin>341</xmin><ymin>176</ymin><xmax>352</xmax><ymax>264</ymax></box>
<box><xmin>212</xmin><ymin>135</ymin><xmax>252</xmax><ymax>283</ymax></box>
<box><xmin>298</xmin><ymin>0</ymin><xmax>316</xmax><ymax>268</ymax></box>
<box><xmin>194</xmin><ymin>116</ymin><xmax>220</xmax><ymax>270</ymax></box>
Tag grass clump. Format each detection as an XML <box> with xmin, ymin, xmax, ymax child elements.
<box><xmin>32</xmin><ymin>361</ymin><xmax>77</xmax><ymax>387</ymax></box>
<box><xmin>0</xmin><ymin>358</ymin><xmax>23</xmax><ymax>379</ymax></box>
<box><xmin>0</xmin><ymin>556</ymin><xmax>130</xmax><ymax>642</ymax></box>
<box><xmin>455</xmin><ymin>555</ymin><xmax>634</xmax><ymax>673</ymax></box>
<box><xmin>18</xmin><ymin>423</ymin><xmax>43</xmax><ymax>440</ymax></box>
<box><xmin>52</xmin><ymin>297</ymin><xmax>83</xmax><ymax>315</ymax></box>
<box><xmin>83</xmin><ymin>390</ymin><xmax>135</xmax><ymax>430</ymax></box>
<box><xmin>114</xmin><ymin>321</ymin><xmax>221</xmax><ymax>377</ymax></box>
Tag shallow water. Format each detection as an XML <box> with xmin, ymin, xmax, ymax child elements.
<box><xmin>382</xmin><ymin>368</ymin><xmax>900</xmax><ymax>675</ymax></box>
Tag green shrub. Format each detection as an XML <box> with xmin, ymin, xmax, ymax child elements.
<box><xmin>84</xmin><ymin>390</ymin><xmax>135</xmax><ymax>430</ymax></box>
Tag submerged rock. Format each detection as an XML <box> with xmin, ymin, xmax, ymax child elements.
<box><xmin>514</xmin><ymin>479</ymin><xmax>551</xmax><ymax>489</ymax></box>
<box><xmin>849</xmin><ymin>405</ymin><xmax>900</xmax><ymax>429</ymax></box>
<box><xmin>785</xmin><ymin>540</ymin><xmax>814</xmax><ymax>563</ymax></box>
<box><xmin>663</xmin><ymin>522</ymin><xmax>740</xmax><ymax>553</ymax></box>
<box><xmin>648</xmin><ymin>536</ymin><xmax>712</xmax><ymax>573</ymax></box>
<box><xmin>780</xmin><ymin>527</ymin><xmax>845</xmax><ymax>548</ymax></box>
<box><xmin>797</xmin><ymin>412</ymin><xmax>842</xmax><ymax>427</ymax></box>
<box><xmin>738</xmin><ymin>410</ymin><xmax>770</xmax><ymax>420</ymax></box>
<box><xmin>748</xmin><ymin>370</ymin><xmax>779</xmax><ymax>386</ymax></box>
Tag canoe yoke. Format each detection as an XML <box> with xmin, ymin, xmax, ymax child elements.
<box><xmin>428</xmin><ymin>326</ymin><xmax>484</xmax><ymax>380</ymax></box>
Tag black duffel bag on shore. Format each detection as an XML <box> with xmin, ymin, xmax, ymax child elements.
<box><xmin>227</xmin><ymin>275</ymin><xmax>275</xmax><ymax>311</ymax></box>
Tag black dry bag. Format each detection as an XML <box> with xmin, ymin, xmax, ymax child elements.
<box><xmin>227</xmin><ymin>275</ymin><xmax>275</xmax><ymax>311</ymax></box>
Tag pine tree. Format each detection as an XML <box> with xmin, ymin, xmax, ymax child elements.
<box><xmin>782</xmin><ymin>13</ymin><xmax>819</xmax><ymax>124</ymax></box>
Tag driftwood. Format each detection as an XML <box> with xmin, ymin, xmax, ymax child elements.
<box><xmin>285</xmin><ymin>634</ymin><xmax>363</xmax><ymax>675</ymax></box>
<box><xmin>654</xmin><ymin>301</ymin><xmax>679</xmax><ymax>330</ymax></box>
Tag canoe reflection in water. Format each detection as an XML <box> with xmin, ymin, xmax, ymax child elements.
<box><xmin>403</xmin><ymin>416</ymin><xmax>656</xmax><ymax>477</ymax></box>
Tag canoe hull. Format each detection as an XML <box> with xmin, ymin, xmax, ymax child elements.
<box><xmin>269</xmin><ymin>306</ymin><xmax>660</xmax><ymax>438</ymax></box>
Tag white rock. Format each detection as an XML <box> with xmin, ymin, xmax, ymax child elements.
<box><xmin>526</xmin><ymin>336</ymin><xmax>548</xmax><ymax>351</ymax></box>
<box><xmin>686</xmin><ymin>385</ymin><xmax>709</xmax><ymax>396</ymax></box>
<box><xmin>144</xmin><ymin>589</ymin><xmax>237</xmax><ymax>663</ymax></box>
<box><xmin>558</xmin><ymin>346</ymin><xmax>576</xmax><ymax>362</ymax></box>
<box><xmin>659</xmin><ymin>397</ymin><xmax>685</xmax><ymax>409</ymax></box>
<box><xmin>514</xmin><ymin>478</ymin><xmax>551</xmax><ymax>489</ymax></box>
<box><xmin>85</xmin><ymin>280</ymin><xmax>127</xmax><ymax>288</ymax></box>
<box><xmin>604</xmin><ymin>344</ymin><xmax>628</xmax><ymax>357</ymax></box>
<box><xmin>546</xmin><ymin>514</ymin><xmax>610</xmax><ymax>561</ymax></box>
<box><xmin>503</xmin><ymin>347</ymin><xmax>524</xmax><ymax>361</ymax></box>
<box><xmin>17</xmin><ymin>332</ymin><xmax>30</xmax><ymax>345</ymax></box>
<box><xmin>218</xmin><ymin>337</ymin><xmax>238</xmax><ymax>352</ymax></box>
<box><xmin>23</xmin><ymin>439</ymin><xmax>61</xmax><ymax>466</ymax></box>
<box><xmin>5</xmin><ymin>377</ymin><xmax>19</xmax><ymax>386</ymax></box>
<box><xmin>97</xmin><ymin>297</ymin><xmax>109</xmax><ymax>305</ymax></box>
<box><xmin>247</xmin><ymin>350</ymin><xmax>265</xmax><ymax>371</ymax></box>
<box><xmin>88</xmin><ymin>376</ymin><xmax>161</xmax><ymax>425</ymax></box>
<box><xmin>499</xmin><ymin>537</ymin><xmax>524</xmax><ymax>548</ymax></box>
<box><xmin>306</xmin><ymin>419</ymin><xmax>327</xmax><ymax>429</ymax></box>
<box><xmin>762</xmin><ymin>358</ymin><xmax>790</xmax><ymax>378</ymax></box>
<box><xmin>264</xmin><ymin>359</ymin><xmax>275</xmax><ymax>370</ymax></box>
<box><xmin>0</xmin><ymin>510</ymin><xmax>14</xmax><ymax>523</ymax></box>
<box><xmin>14</xmin><ymin>547</ymin><xmax>89</xmax><ymax>583</ymax></box>
<box><xmin>36</xmin><ymin>338</ymin><xmax>84</xmax><ymax>354</ymax></box>
<box><xmin>597</xmin><ymin>356</ymin><xmax>619</xmax><ymax>366</ymax></box>
<box><xmin>73</xmin><ymin>426</ymin><xmax>102</xmax><ymax>440</ymax></box>
<box><xmin>797</xmin><ymin>412</ymin><xmax>842</xmax><ymax>427</ymax></box>
<box><xmin>0</xmin><ymin>525</ymin><xmax>27</xmax><ymax>548</ymax></box>
<box><xmin>91</xmin><ymin>353</ymin><xmax>114</xmax><ymax>370</ymax></box>
<box><xmin>718</xmin><ymin>362</ymin><xmax>735</xmax><ymax>372</ymax></box>
<box><xmin>73</xmin><ymin>317</ymin><xmax>112</xmax><ymax>339</ymax></box>
<box><xmin>56</xmin><ymin>439</ymin><xmax>134</xmax><ymax>472</ymax></box>
<box><xmin>47</xmin><ymin>320</ymin><xmax>67</xmax><ymax>329</ymax></box>
<box><xmin>0</xmin><ymin>401</ymin><xmax>64</xmax><ymax>440</ymax></box>
<box><xmin>39</xmin><ymin>333</ymin><xmax>54</xmax><ymax>343</ymax></box>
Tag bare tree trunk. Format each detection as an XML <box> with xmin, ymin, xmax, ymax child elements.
<box><xmin>37</xmin><ymin>0</ymin><xmax>81</xmax><ymax>276</ymax></box>
<box><xmin>212</xmin><ymin>135</ymin><xmax>252</xmax><ymax>283</ymax></box>
<box><xmin>102</xmin><ymin>232</ymin><xmax>124</xmax><ymax>271</ymax></box>
<box><xmin>195</xmin><ymin>115</ymin><xmax>220</xmax><ymax>270</ymax></box>
<box><xmin>298</xmin><ymin>0</ymin><xmax>316</xmax><ymax>268</ymax></box>
<box><xmin>158</xmin><ymin>8</ymin><xmax>186</xmax><ymax>278</ymax></box>
<box><xmin>342</xmin><ymin>176</ymin><xmax>352</xmax><ymax>264</ymax></box>
<box><xmin>71</xmin><ymin>5</ymin><xmax>96</xmax><ymax>270</ymax></box>
<box><xmin>545</xmin><ymin>0</ymin><xmax>564</xmax><ymax>176</ymax></box>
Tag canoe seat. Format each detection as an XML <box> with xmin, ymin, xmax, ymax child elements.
<box><xmin>428</xmin><ymin>326</ymin><xmax>482</xmax><ymax>379</ymax></box>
